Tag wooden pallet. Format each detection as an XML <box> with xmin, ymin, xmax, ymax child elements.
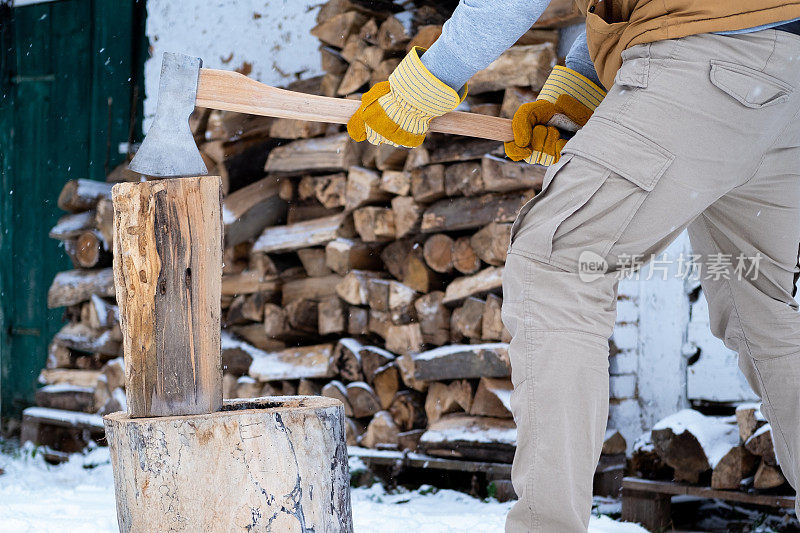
<box><xmin>621</xmin><ymin>477</ymin><xmax>795</xmax><ymax>531</ymax></box>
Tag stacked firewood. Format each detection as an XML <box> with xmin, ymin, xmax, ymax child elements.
<box><xmin>36</xmin><ymin>0</ymin><xmax>597</xmax><ymax>462</ymax></box>
<box><xmin>631</xmin><ymin>406</ymin><xmax>789</xmax><ymax>491</ymax></box>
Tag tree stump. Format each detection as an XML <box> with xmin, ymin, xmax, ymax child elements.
<box><xmin>104</xmin><ymin>396</ymin><xmax>352</xmax><ymax>532</ymax></box>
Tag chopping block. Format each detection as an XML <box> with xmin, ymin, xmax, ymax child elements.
<box><xmin>103</xmin><ymin>177</ymin><xmax>352</xmax><ymax>532</ymax></box>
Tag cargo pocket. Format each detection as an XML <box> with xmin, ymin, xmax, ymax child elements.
<box><xmin>709</xmin><ymin>60</ymin><xmax>792</xmax><ymax>109</ymax></box>
<box><xmin>509</xmin><ymin>118</ymin><xmax>675</xmax><ymax>269</ymax></box>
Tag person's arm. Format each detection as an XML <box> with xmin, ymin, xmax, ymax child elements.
<box><xmin>564</xmin><ymin>30</ymin><xmax>602</xmax><ymax>88</ymax></box>
<box><xmin>420</xmin><ymin>0</ymin><xmax>555</xmax><ymax>92</ymax></box>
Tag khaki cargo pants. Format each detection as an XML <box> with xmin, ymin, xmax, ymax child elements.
<box><xmin>501</xmin><ymin>30</ymin><xmax>800</xmax><ymax>532</ymax></box>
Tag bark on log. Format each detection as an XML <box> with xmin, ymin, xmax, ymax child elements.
<box><xmin>404</xmin><ymin>343</ymin><xmax>511</xmax><ymax>381</ymax></box>
<box><xmin>112</xmin><ymin>177</ymin><xmax>223</xmax><ymax>417</ymax></box>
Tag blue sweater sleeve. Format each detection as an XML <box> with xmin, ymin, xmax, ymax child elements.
<box><xmin>565</xmin><ymin>30</ymin><xmax>602</xmax><ymax>88</ymax></box>
<box><xmin>420</xmin><ymin>1</ymin><xmax>601</xmax><ymax>92</ymax></box>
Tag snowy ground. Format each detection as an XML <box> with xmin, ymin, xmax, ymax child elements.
<box><xmin>0</xmin><ymin>441</ymin><xmax>646</xmax><ymax>533</ymax></box>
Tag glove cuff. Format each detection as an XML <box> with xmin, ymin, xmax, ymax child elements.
<box><xmin>538</xmin><ymin>66</ymin><xmax>606</xmax><ymax>112</ymax></box>
<box><xmin>389</xmin><ymin>47</ymin><xmax>467</xmax><ymax>117</ymax></box>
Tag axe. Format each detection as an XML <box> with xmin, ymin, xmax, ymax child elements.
<box><xmin>130</xmin><ymin>52</ymin><xmax>579</xmax><ymax>177</ymax></box>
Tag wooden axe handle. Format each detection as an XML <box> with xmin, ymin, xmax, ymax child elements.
<box><xmin>196</xmin><ymin>68</ymin><xmax>514</xmax><ymax>143</ymax></box>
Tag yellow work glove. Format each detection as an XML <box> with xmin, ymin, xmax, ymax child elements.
<box><xmin>505</xmin><ymin>66</ymin><xmax>606</xmax><ymax>166</ymax></box>
<box><xmin>347</xmin><ymin>47</ymin><xmax>467</xmax><ymax>148</ymax></box>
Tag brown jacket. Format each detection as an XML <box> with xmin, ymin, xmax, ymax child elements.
<box><xmin>574</xmin><ymin>0</ymin><xmax>800</xmax><ymax>88</ymax></box>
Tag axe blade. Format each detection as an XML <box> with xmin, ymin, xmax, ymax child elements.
<box><xmin>129</xmin><ymin>52</ymin><xmax>208</xmax><ymax>177</ymax></box>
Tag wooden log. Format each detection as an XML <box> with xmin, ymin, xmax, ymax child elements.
<box><xmin>500</xmin><ymin>86</ymin><xmax>537</xmax><ymax>119</ymax></box>
<box><xmin>345</xmin><ymin>166</ymin><xmax>391</xmax><ymax>211</ymax></box>
<box><xmin>336</xmin><ymin>270</ymin><xmax>385</xmax><ymax>305</ymax></box>
<box><xmin>427</xmin><ymin>138</ymin><xmax>501</xmax><ymax>164</ymax></box>
<box><xmin>408</xmin><ymin>24</ymin><xmax>442</xmax><ymax>50</ymax></box>
<box><xmin>253</xmin><ymin>213</ymin><xmax>354</xmax><ymax>253</ymax></box>
<box><xmin>481</xmin><ymin>154</ymin><xmax>545</xmax><ymax>193</ymax></box>
<box><xmin>471</xmin><ymin>223</ymin><xmax>511</xmax><ymax>266</ymax></box>
<box><xmin>418</xmin><ymin>414</ymin><xmax>517</xmax><ymax>463</ymax></box>
<box><xmin>754</xmin><ymin>460</ymin><xmax>787</xmax><ymax>489</ymax></box>
<box><xmin>373</xmin><ymin>363</ymin><xmax>400</xmax><ymax>410</ymax></box>
<box><xmin>375</xmin><ymin>145</ymin><xmax>408</xmax><ymax>171</ymax></box>
<box><xmin>337</xmin><ymin>61</ymin><xmax>372</xmax><ymax>95</ymax></box>
<box><xmin>347</xmin><ymin>307</ymin><xmax>369</xmax><ymax>336</ymax></box>
<box><xmin>452</xmin><ymin>237</ymin><xmax>481</xmax><ymax>275</ymax></box>
<box><xmin>222</xmin><ymin>176</ymin><xmax>287</xmax><ymax>247</ymax></box>
<box><xmin>39</xmin><ymin>368</ymin><xmax>102</xmax><ymax>388</ymax></box>
<box><xmin>297</xmin><ymin>248</ymin><xmax>333</xmax><ymax>277</ymax></box>
<box><xmin>390</xmin><ymin>196</ymin><xmax>423</xmax><ymax>238</ymax></box>
<box><xmin>322</xmin><ymin>380</ymin><xmax>354</xmax><ymax>417</ymax></box>
<box><xmin>360</xmin><ymin>410</ymin><xmax>399</xmax><ymax>449</ymax></box>
<box><xmin>48</xmin><ymin>268</ymin><xmax>115</xmax><ymax>308</ymax></box>
<box><xmin>49</xmin><ymin>211</ymin><xmax>96</xmax><ymax>240</ymax></box>
<box><xmin>248</xmin><ymin>343</ymin><xmax>335</xmax><ymax>381</ymax></box>
<box><xmin>311</xmin><ymin>10</ymin><xmax>368</xmax><ymax>47</ymax></box>
<box><xmin>264</xmin><ymin>133</ymin><xmax>362</xmax><ymax>175</ymax></box>
<box><xmin>423</xmin><ymin>234</ymin><xmax>454</xmax><ymax>274</ymax></box>
<box><xmin>389</xmin><ymin>390</ymin><xmax>427</xmax><ymax>431</ymax></box>
<box><xmin>736</xmin><ymin>403</ymin><xmax>766</xmax><ymax>443</ymax></box>
<box><xmin>53</xmin><ymin>322</ymin><xmax>120</xmax><ymax>357</ymax></box>
<box><xmin>319</xmin><ymin>295</ymin><xmax>347</xmax><ymax>335</ymax></box>
<box><xmin>58</xmin><ymin>179</ymin><xmax>113</xmax><ymax>212</ymax></box>
<box><xmin>380</xmin><ymin>170</ymin><xmax>411</xmax><ymax>195</ymax></box>
<box><xmin>425</xmin><ymin>380</ymin><xmax>473</xmax><ymax>423</ymax></box>
<box><xmin>405</xmin><ymin>343</ymin><xmax>510</xmax><ymax>381</ymax></box>
<box><xmin>443</xmin><ymin>267</ymin><xmax>503</xmax><ymax>305</ymax></box>
<box><xmin>346</xmin><ymin>381</ymin><xmax>381</xmax><ymax>418</ymax></box>
<box><xmin>444</xmin><ymin>161</ymin><xmax>483</xmax><ymax>197</ymax></box>
<box><xmin>229</xmin><ymin>324</ymin><xmax>286</xmax><ymax>353</ymax></box>
<box><xmin>333</xmin><ymin>337</ymin><xmax>364</xmax><ymax>382</ymax></box>
<box><xmin>325</xmin><ymin>238</ymin><xmax>382</xmax><ymax>275</ymax></box>
<box><xmin>112</xmin><ymin>177</ymin><xmax>222</xmax><ymax>418</ymax></box>
<box><xmin>451</xmin><ymin>297</ymin><xmax>485</xmax><ymax>341</ymax></box>
<box><xmin>104</xmin><ymin>397</ymin><xmax>352</xmax><ymax>532</ymax></box>
<box><xmin>360</xmin><ymin>345</ymin><xmax>395</xmax><ymax>385</ymax></box>
<box><xmin>745</xmin><ymin>424</ymin><xmax>778</xmax><ymax>466</ymax></box>
<box><xmin>370</xmin><ymin>58</ymin><xmax>399</xmax><ymax>84</ymax></box>
<box><xmin>603</xmin><ymin>429</ymin><xmax>628</xmax><ymax>456</ymax></box>
<box><xmin>395</xmin><ymin>354</ymin><xmax>428</xmax><ymax>393</ymax></box>
<box><xmin>411</xmin><ymin>164</ymin><xmax>446</xmax><ymax>203</ymax></box>
<box><xmin>414</xmin><ymin>291</ymin><xmax>451</xmax><ymax>346</ymax></box>
<box><xmin>481</xmin><ymin>293</ymin><xmax>509</xmax><ymax>342</ymax></box>
<box><xmin>320</xmin><ymin>45</ymin><xmax>348</xmax><ymax>75</ymax></box>
<box><xmin>534</xmin><ymin>0</ymin><xmax>584</xmax><ymax>28</ymax></box>
<box><xmin>631</xmin><ymin>431</ymin><xmax>674</xmax><ymax>479</ymax></box>
<box><xmin>298</xmin><ymin>378</ymin><xmax>323</xmax><ymax>396</ymax></box>
<box><xmin>651</xmin><ymin>409</ymin><xmax>740</xmax><ymax>483</ymax></box>
<box><xmin>467</xmin><ymin>43</ymin><xmax>556</xmax><ymax>94</ymax></box>
<box><xmin>321</xmin><ymin>72</ymin><xmax>344</xmax><ymax>97</ymax></box>
<box><xmin>102</xmin><ymin>357</ymin><xmax>126</xmax><ymax>391</ymax></box>
<box><xmin>469</xmin><ymin>377</ymin><xmax>512</xmax><ymax>418</ymax></box>
<box><xmin>221</xmin><ymin>270</ymin><xmax>281</xmax><ymax>296</ymax></box>
<box><xmin>298</xmin><ymin>173</ymin><xmax>347</xmax><ymax>208</ymax></box>
<box><xmin>421</xmin><ymin>193</ymin><xmax>528</xmax><ymax>233</ymax></box>
<box><xmin>385</xmin><ymin>323</ymin><xmax>423</xmax><ymax>355</ymax></box>
<box><xmin>377</xmin><ymin>14</ymin><xmax>412</xmax><ymax>51</ymax></box>
<box><xmin>711</xmin><ymin>445</ymin><xmax>759</xmax><ymax>490</ymax></box>
<box><xmin>82</xmin><ymin>294</ymin><xmax>119</xmax><ymax>330</ymax></box>
<box><xmin>397</xmin><ymin>429</ymin><xmax>425</xmax><ymax>452</ymax></box>
<box><xmin>35</xmin><ymin>384</ymin><xmax>95</xmax><ymax>413</ymax></box>
<box><xmin>282</xmin><ymin>274</ymin><xmax>341</xmax><ymax>305</ymax></box>
<box><xmin>353</xmin><ymin>206</ymin><xmax>395</xmax><ymax>242</ymax></box>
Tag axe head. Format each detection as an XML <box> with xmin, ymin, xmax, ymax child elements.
<box><xmin>129</xmin><ymin>52</ymin><xmax>208</xmax><ymax>177</ymax></box>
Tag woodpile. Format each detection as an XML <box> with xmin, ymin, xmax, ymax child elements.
<box><xmin>34</xmin><ymin>0</ymin><xmax>600</xmax><ymax>469</ymax></box>
<box><xmin>630</xmin><ymin>406</ymin><xmax>789</xmax><ymax>492</ymax></box>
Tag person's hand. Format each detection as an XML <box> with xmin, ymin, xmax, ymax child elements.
<box><xmin>505</xmin><ymin>66</ymin><xmax>606</xmax><ymax>165</ymax></box>
<box><xmin>347</xmin><ymin>47</ymin><xmax>466</xmax><ymax>148</ymax></box>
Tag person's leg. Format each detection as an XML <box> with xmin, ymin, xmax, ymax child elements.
<box><xmin>502</xmin><ymin>29</ymin><xmax>800</xmax><ymax>532</ymax></box>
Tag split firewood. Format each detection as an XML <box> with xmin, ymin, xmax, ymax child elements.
<box><xmin>369</xmin><ymin>309</ymin><xmax>392</xmax><ymax>339</ymax></box>
<box><xmin>253</xmin><ymin>213</ymin><xmax>354</xmax><ymax>254</ymax></box>
<box><xmin>236</xmin><ymin>376</ymin><xmax>263</xmax><ymax>398</ymax></box>
<box><xmin>311</xmin><ymin>11</ymin><xmax>368</xmax><ymax>48</ymax></box>
<box><xmin>414</xmin><ymin>291</ymin><xmax>451</xmax><ymax>346</ymax></box>
<box><xmin>46</xmin><ymin>341</ymin><xmax>73</xmax><ymax>369</ymax></box>
<box><xmin>65</xmin><ymin>231</ymin><xmax>111</xmax><ymax>269</ymax></box>
<box><xmin>285</xmin><ymin>299</ymin><xmax>319</xmax><ymax>333</ymax></box>
<box><xmin>423</xmin><ymin>234</ymin><xmax>454</xmax><ymax>274</ymax></box>
<box><xmin>49</xmin><ymin>211</ymin><xmax>96</xmax><ymax>240</ymax></box>
<box><xmin>297</xmin><ymin>173</ymin><xmax>347</xmax><ymax>208</ymax></box>
<box><xmin>468</xmin><ymin>102</ymin><xmax>502</xmax><ymax>117</ymax></box>
<box><xmin>222</xmin><ymin>176</ymin><xmax>287</xmax><ymax>247</ymax></box>
<box><xmin>320</xmin><ymin>45</ymin><xmax>348</xmax><ymax>75</ymax></box>
<box><xmin>358</xmin><ymin>16</ymin><xmax>380</xmax><ymax>43</ymax></box>
<box><xmin>39</xmin><ymin>368</ymin><xmax>102</xmax><ymax>388</ymax></box>
<box><xmin>754</xmin><ymin>460</ymin><xmax>787</xmax><ymax>489</ymax></box>
<box><xmin>347</xmin><ymin>307</ymin><xmax>370</xmax><ymax>336</ymax></box>
<box><xmin>631</xmin><ymin>431</ymin><xmax>673</xmax><ymax>479</ymax></box>
<box><xmin>651</xmin><ymin>409</ymin><xmax>740</xmax><ymax>483</ymax></box>
<box><xmin>470</xmin><ymin>377</ymin><xmax>512</xmax><ymax>418</ymax></box>
<box><xmin>451</xmin><ymin>297</ymin><xmax>485</xmax><ymax>341</ymax></box>
<box><xmin>247</xmin><ymin>342</ymin><xmax>335</xmax><ymax>381</ymax></box>
<box><xmin>425</xmin><ymin>380</ymin><xmax>473</xmax><ymax>423</ymax></box>
<box><xmin>221</xmin><ymin>271</ymin><xmax>281</xmax><ymax>297</ymax></box>
<box><xmin>360</xmin><ymin>410</ymin><xmax>400</xmax><ymax>449</ymax></box>
<box><xmin>377</xmin><ymin>14</ymin><xmax>412</xmax><ymax>51</ymax></box>
<box><xmin>320</xmin><ymin>72</ymin><xmax>343</xmax><ymax>97</ymax></box>
<box><xmin>372</xmin><ymin>363</ymin><xmax>400</xmax><ymax>409</ymax></box>
<box><xmin>225</xmin><ymin>295</ymin><xmax>251</xmax><ymax>326</ymax></box>
<box><xmin>411</xmin><ymin>164</ymin><xmax>446</xmax><ymax>203</ymax></box>
<box><xmin>452</xmin><ymin>237</ymin><xmax>481</xmax><ymax>275</ymax></box>
<box><xmin>735</xmin><ymin>403</ymin><xmax>767</xmax><ymax>443</ymax></box>
<box><xmin>380</xmin><ymin>170</ymin><xmax>411</xmax><ymax>196</ymax></box>
<box><xmin>385</xmin><ymin>323</ymin><xmax>423</xmax><ymax>355</ymax></box>
<box><xmin>229</xmin><ymin>324</ymin><xmax>286</xmax><ymax>352</ymax></box>
<box><xmin>281</xmin><ymin>274</ymin><xmax>341</xmax><ymax>305</ymax></box>
<box><xmin>57</xmin><ymin>179</ymin><xmax>113</xmax><ymax>212</ymax></box>
<box><xmin>418</xmin><ymin>414</ymin><xmax>517</xmax><ymax>463</ymax></box>
<box><xmin>337</xmin><ymin>61</ymin><xmax>372</xmax><ymax>95</ymax></box>
<box><xmin>711</xmin><ymin>445</ymin><xmax>759</xmax><ymax>490</ymax></box>
<box><xmin>370</xmin><ymin>58</ymin><xmax>400</xmax><ymax>84</ymax></box>
<box><xmin>481</xmin><ymin>154</ymin><xmax>546</xmax><ymax>193</ymax></box>
<box><xmin>359</xmin><ymin>345</ymin><xmax>395</xmax><ymax>384</ymax></box>
<box><xmin>427</xmin><ymin>137</ymin><xmax>502</xmax><ymax>164</ymax></box>
<box><xmin>375</xmin><ymin>145</ymin><xmax>408</xmax><ymax>171</ymax></box>
<box><xmin>407</xmin><ymin>24</ymin><xmax>442</xmax><ymax>50</ymax></box>
<box><xmin>298</xmin><ymin>379</ymin><xmax>323</xmax><ymax>396</ymax></box>
<box><xmin>481</xmin><ymin>294</ymin><xmax>510</xmax><ymax>342</ymax></box>
<box><xmin>602</xmin><ymin>429</ymin><xmax>628</xmax><ymax>456</ymax></box>
<box><xmin>336</xmin><ymin>270</ymin><xmax>385</xmax><ymax>305</ymax></box>
<box><xmin>262</xmin><ymin>303</ymin><xmax>288</xmax><ymax>338</ymax></box>
<box><xmin>333</xmin><ymin>337</ymin><xmax>364</xmax><ymax>382</ymax></box>
<box><xmin>269</xmin><ymin>117</ymin><xmax>328</xmax><ymax>139</ymax></box>
<box><xmin>421</xmin><ymin>193</ymin><xmax>528</xmax><ymax>233</ymax></box>
<box><xmin>443</xmin><ymin>267</ymin><xmax>503</xmax><ymax>305</ymax></box>
<box><xmin>53</xmin><ymin>322</ymin><xmax>120</xmax><ymax>357</ymax></box>
<box><xmin>264</xmin><ymin>133</ymin><xmax>361</xmax><ymax>175</ymax></box>
<box><xmin>48</xmin><ymin>268</ymin><xmax>115</xmax><ymax>308</ymax></box>
<box><xmin>444</xmin><ymin>162</ymin><xmax>483</xmax><ymax>196</ymax></box>
<box><xmin>471</xmin><ymin>223</ymin><xmax>511</xmax><ymax>266</ymax></box>
<box><xmin>297</xmin><ymin>248</ymin><xmax>333</xmax><ymax>278</ymax></box>
<box><xmin>345</xmin><ymin>417</ymin><xmax>366</xmax><ymax>446</ymax></box>
<box><xmin>403</xmin><ymin>343</ymin><xmax>510</xmax><ymax>381</ymax></box>
<box><xmin>401</xmin><ymin>243</ymin><xmax>440</xmax><ymax>293</ymax></box>
<box><xmin>398</xmin><ymin>429</ymin><xmax>425</xmax><ymax>452</ymax></box>
<box><xmin>467</xmin><ymin>43</ymin><xmax>555</xmax><ymax>94</ymax></box>
<box><xmin>534</xmin><ymin>0</ymin><xmax>584</xmax><ymax>28</ymax></box>
<box><xmin>318</xmin><ymin>295</ymin><xmax>347</xmax><ymax>335</ymax></box>
<box><xmin>390</xmin><ymin>196</ymin><xmax>423</xmax><ymax>238</ymax></box>
<box><xmin>82</xmin><ymin>294</ymin><xmax>118</xmax><ymax>330</ymax></box>
<box><xmin>353</xmin><ymin>206</ymin><xmax>395</xmax><ymax>242</ymax></box>
<box><xmin>346</xmin><ymin>381</ymin><xmax>381</xmax><ymax>418</ymax></box>
<box><xmin>222</xmin><ymin>374</ymin><xmax>238</xmax><ymax>399</ymax></box>
<box><xmin>35</xmin><ymin>384</ymin><xmax>95</xmax><ymax>413</ymax></box>
<box><xmin>389</xmin><ymin>390</ymin><xmax>427</xmax><ymax>431</ymax></box>
<box><xmin>345</xmin><ymin>166</ymin><xmax>391</xmax><ymax>211</ymax></box>
<box><xmin>404</xmin><ymin>146</ymin><xmax>430</xmax><ymax>169</ymax></box>
<box><xmin>500</xmin><ymin>87</ymin><xmax>538</xmax><ymax>119</ymax></box>
<box><xmin>395</xmin><ymin>354</ymin><xmax>429</xmax><ymax>393</ymax></box>
<box><xmin>203</xmin><ymin>137</ymin><xmax>277</xmax><ymax>192</ymax></box>
<box><xmin>322</xmin><ymin>380</ymin><xmax>353</xmax><ymax>416</ymax></box>
<box><xmin>102</xmin><ymin>357</ymin><xmax>125</xmax><ymax>391</ymax></box>
<box><xmin>744</xmin><ymin>424</ymin><xmax>778</xmax><ymax>466</ymax></box>
<box><xmin>325</xmin><ymin>238</ymin><xmax>382</xmax><ymax>275</ymax></box>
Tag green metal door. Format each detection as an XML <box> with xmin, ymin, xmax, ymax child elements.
<box><xmin>0</xmin><ymin>0</ymin><xmax>145</xmax><ymax>419</ymax></box>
